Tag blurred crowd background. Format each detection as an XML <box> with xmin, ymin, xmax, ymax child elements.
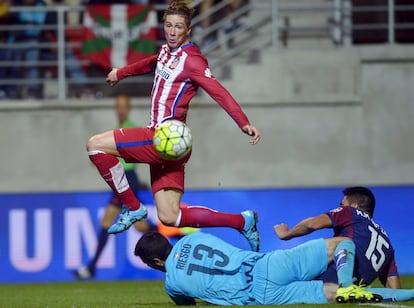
<box><xmin>1</xmin><ymin>0</ymin><xmax>413</xmax><ymax>100</ymax></box>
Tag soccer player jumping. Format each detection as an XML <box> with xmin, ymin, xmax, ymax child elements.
<box><xmin>86</xmin><ymin>0</ymin><xmax>261</xmax><ymax>251</ymax></box>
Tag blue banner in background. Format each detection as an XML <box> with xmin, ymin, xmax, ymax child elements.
<box><xmin>1</xmin><ymin>186</ymin><xmax>413</xmax><ymax>283</ymax></box>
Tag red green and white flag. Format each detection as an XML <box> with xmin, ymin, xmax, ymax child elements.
<box><xmin>81</xmin><ymin>4</ymin><xmax>157</xmax><ymax>69</ymax></box>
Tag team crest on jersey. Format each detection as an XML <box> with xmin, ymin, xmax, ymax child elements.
<box><xmin>169</xmin><ymin>56</ymin><xmax>180</xmax><ymax>69</ymax></box>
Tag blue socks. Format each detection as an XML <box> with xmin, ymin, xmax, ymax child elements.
<box><xmin>334</xmin><ymin>239</ymin><xmax>356</xmax><ymax>287</ymax></box>
<box><xmin>334</xmin><ymin>239</ymin><xmax>414</xmax><ymax>302</ymax></box>
<box><xmin>367</xmin><ymin>288</ymin><xmax>414</xmax><ymax>302</ymax></box>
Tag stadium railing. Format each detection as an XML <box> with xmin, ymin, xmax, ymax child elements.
<box><xmin>0</xmin><ymin>0</ymin><xmax>413</xmax><ymax>101</ymax></box>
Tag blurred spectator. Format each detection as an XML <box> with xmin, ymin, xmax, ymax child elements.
<box><xmin>42</xmin><ymin>0</ymin><xmax>92</xmax><ymax>98</ymax></box>
<box><xmin>7</xmin><ymin>0</ymin><xmax>48</xmax><ymax>99</ymax></box>
<box><xmin>0</xmin><ymin>0</ymin><xmax>14</xmax><ymax>99</ymax></box>
<box><xmin>195</xmin><ymin>0</ymin><xmax>216</xmax><ymax>47</ymax></box>
<box><xmin>222</xmin><ymin>0</ymin><xmax>249</xmax><ymax>48</ymax></box>
<box><xmin>83</xmin><ymin>0</ymin><xmax>148</xmax><ymax>4</ymax></box>
<box><xmin>223</xmin><ymin>0</ymin><xmax>248</xmax><ymax>34</ymax></box>
<box><xmin>195</xmin><ymin>0</ymin><xmax>249</xmax><ymax>48</ymax></box>
<box><xmin>148</xmin><ymin>0</ymin><xmax>166</xmax><ymax>41</ymax></box>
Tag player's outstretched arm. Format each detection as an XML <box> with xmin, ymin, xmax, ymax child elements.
<box><xmin>274</xmin><ymin>223</ymin><xmax>291</xmax><ymax>240</ymax></box>
<box><xmin>106</xmin><ymin>55</ymin><xmax>158</xmax><ymax>87</ymax></box>
<box><xmin>242</xmin><ymin>124</ymin><xmax>261</xmax><ymax>145</ymax></box>
<box><xmin>274</xmin><ymin>214</ymin><xmax>332</xmax><ymax>240</ymax></box>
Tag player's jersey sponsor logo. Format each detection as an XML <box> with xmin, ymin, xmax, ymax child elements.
<box><xmin>156</xmin><ymin>66</ymin><xmax>171</xmax><ymax>80</ymax></box>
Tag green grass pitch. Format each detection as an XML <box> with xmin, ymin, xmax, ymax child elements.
<box><xmin>0</xmin><ymin>276</ymin><xmax>414</xmax><ymax>308</ymax></box>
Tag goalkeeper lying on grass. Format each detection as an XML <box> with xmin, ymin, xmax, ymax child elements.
<box><xmin>135</xmin><ymin>231</ymin><xmax>414</xmax><ymax>305</ymax></box>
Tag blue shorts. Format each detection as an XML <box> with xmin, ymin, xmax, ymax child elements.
<box><xmin>252</xmin><ymin>239</ymin><xmax>329</xmax><ymax>305</ymax></box>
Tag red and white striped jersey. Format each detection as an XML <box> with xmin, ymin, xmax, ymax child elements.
<box><xmin>117</xmin><ymin>42</ymin><xmax>250</xmax><ymax>129</ymax></box>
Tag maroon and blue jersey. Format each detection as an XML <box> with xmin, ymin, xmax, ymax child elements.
<box><xmin>319</xmin><ymin>206</ymin><xmax>398</xmax><ymax>286</ymax></box>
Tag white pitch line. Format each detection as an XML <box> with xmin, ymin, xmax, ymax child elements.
<box><xmin>358</xmin><ymin>303</ymin><xmax>413</xmax><ymax>308</ymax></box>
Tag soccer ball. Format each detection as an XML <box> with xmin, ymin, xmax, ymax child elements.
<box><xmin>153</xmin><ymin>120</ymin><xmax>192</xmax><ymax>160</ymax></box>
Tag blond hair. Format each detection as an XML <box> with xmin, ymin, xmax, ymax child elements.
<box><xmin>163</xmin><ymin>0</ymin><xmax>195</xmax><ymax>27</ymax></box>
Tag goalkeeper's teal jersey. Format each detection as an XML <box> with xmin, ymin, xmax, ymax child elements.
<box><xmin>165</xmin><ymin>232</ymin><xmax>264</xmax><ymax>306</ymax></box>
<box><xmin>164</xmin><ymin>232</ymin><xmax>329</xmax><ymax>305</ymax></box>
